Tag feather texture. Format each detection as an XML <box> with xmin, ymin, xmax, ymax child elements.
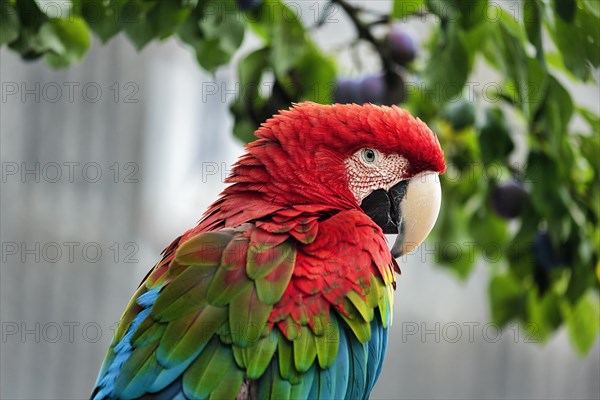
<box><xmin>92</xmin><ymin>217</ymin><xmax>393</xmax><ymax>399</ymax></box>
<box><xmin>90</xmin><ymin>102</ymin><xmax>447</xmax><ymax>399</ymax></box>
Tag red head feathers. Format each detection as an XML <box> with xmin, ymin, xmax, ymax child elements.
<box><xmin>199</xmin><ymin>102</ymin><xmax>445</xmax><ymax>231</ymax></box>
<box><xmin>255</xmin><ymin>102</ymin><xmax>445</xmax><ymax>178</ymax></box>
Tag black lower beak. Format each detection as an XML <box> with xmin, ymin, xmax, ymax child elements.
<box><xmin>360</xmin><ymin>181</ymin><xmax>409</xmax><ymax>257</ymax></box>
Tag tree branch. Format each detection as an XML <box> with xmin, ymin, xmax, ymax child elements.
<box><xmin>330</xmin><ymin>0</ymin><xmax>393</xmax><ymax>72</ymax></box>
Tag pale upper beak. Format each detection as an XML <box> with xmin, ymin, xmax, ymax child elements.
<box><xmin>360</xmin><ymin>172</ymin><xmax>442</xmax><ymax>259</ymax></box>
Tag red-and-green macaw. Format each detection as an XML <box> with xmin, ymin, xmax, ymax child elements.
<box><xmin>92</xmin><ymin>102</ymin><xmax>445</xmax><ymax>399</ymax></box>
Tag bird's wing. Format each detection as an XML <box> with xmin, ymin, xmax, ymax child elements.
<box><xmin>92</xmin><ymin>211</ymin><xmax>393</xmax><ymax>399</ymax></box>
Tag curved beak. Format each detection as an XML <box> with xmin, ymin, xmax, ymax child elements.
<box><xmin>360</xmin><ymin>172</ymin><xmax>442</xmax><ymax>259</ymax></box>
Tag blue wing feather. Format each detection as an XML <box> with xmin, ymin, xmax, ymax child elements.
<box><xmin>345</xmin><ymin>328</ymin><xmax>368</xmax><ymax>399</ymax></box>
<box><xmin>93</xmin><ymin>288</ymin><xmax>159</xmax><ymax>400</ymax></box>
<box><xmin>373</xmin><ymin>315</ymin><xmax>388</xmax><ymax>387</ymax></box>
<box><xmin>301</xmin><ymin>313</ymin><xmax>389</xmax><ymax>400</ymax></box>
<box><xmin>332</xmin><ymin>324</ymin><xmax>350</xmax><ymax>399</ymax></box>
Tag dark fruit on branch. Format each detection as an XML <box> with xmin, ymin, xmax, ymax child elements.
<box><xmin>237</xmin><ymin>0</ymin><xmax>261</xmax><ymax>11</ymax></box>
<box><xmin>386</xmin><ymin>26</ymin><xmax>417</xmax><ymax>66</ymax></box>
<box><xmin>533</xmin><ymin>231</ymin><xmax>561</xmax><ymax>270</ymax></box>
<box><xmin>492</xmin><ymin>181</ymin><xmax>527</xmax><ymax>219</ymax></box>
<box><xmin>334</xmin><ymin>78</ymin><xmax>362</xmax><ymax>104</ymax></box>
<box><xmin>334</xmin><ymin>72</ymin><xmax>406</xmax><ymax>106</ymax></box>
<box><xmin>358</xmin><ymin>75</ymin><xmax>386</xmax><ymax>104</ymax></box>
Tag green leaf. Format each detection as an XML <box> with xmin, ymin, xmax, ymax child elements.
<box><xmin>392</xmin><ymin>0</ymin><xmax>424</xmax><ymax>19</ymax></box>
<box><xmin>478</xmin><ymin>107</ymin><xmax>514</xmax><ymax>164</ymax></box>
<box><xmin>119</xmin><ymin>0</ymin><xmax>195</xmax><ymax>49</ymax></box>
<box><xmin>196</xmin><ymin>38</ymin><xmax>233</xmax><ymax>71</ymax></box>
<box><xmin>524</xmin><ymin>56</ymin><xmax>548</xmax><ymax>117</ymax></box>
<box><xmin>565</xmin><ymin>252</ymin><xmax>598</xmax><ymax>303</ymax></box>
<box><xmin>480</xmin><ymin>13</ymin><xmax>517</xmax><ymax>71</ymax></box>
<box><xmin>442</xmin><ymin>98</ymin><xmax>475</xmax><ymax>131</ymax></box>
<box><xmin>404</xmin><ymin>80</ymin><xmax>438</xmax><ymax>121</ymax></box>
<box><xmin>526</xmin><ymin>151</ymin><xmax>563</xmax><ymax>218</ymax></box>
<box><xmin>526</xmin><ymin>290</ymin><xmax>562</xmax><ymax>342</ymax></box>
<box><xmin>536</xmin><ymin>76</ymin><xmax>574</xmax><ymax>155</ymax></box>
<box><xmin>423</xmin><ymin>22</ymin><xmax>471</xmax><ymax>104</ymax></box>
<box><xmin>121</xmin><ymin>0</ymin><xmax>158</xmax><ymax>50</ymax></box>
<box><xmin>81</xmin><ymin>0</ymin><xmax>127</xmax><ymax>43</ymax></box>
<box><xmin>177</xmin><ymin>3</ymin><xmax>203</xmax><ymax>48</ymax></box>
<box><xmin>146</xmin><ymin>0</ymin><xmax>192</xmax><ymax>39</ymax></box>
<box><xmin>39</xmin><ymin>17</ymin><xmax>91</xmax><ymax>68</ymax></box>
<box><xmin>425</xmin><ymin>0</ymin><xmax>460</xmax><ymax>23</ymax></box>
<box><xmin>289</xmin><ymin>43</ymin><xmax>335</xmax><ymax>103</ymax></box>
<box><xmin>461</xmin><ymin>16</ymin><xmax>489</xmax><ymax>52</ymax></box>
<box><xmin>489</xmin><ymin>272</ymin><xmax>527</xmax><ymax>326</ymax></box>
<box><xmin>549</xmin><ymin>3</ymin><xmax>599</xmax><ymax>79</ymax></box>
<box><xmin>187</xmin><ymin>0</ymin><xmax>245</xmax><ymax>71</ymax></box>
<box><xmin>582</xmin><ymin>0</ymin><xmax>600</xmax><ymax>17</ymax></box>
<box><xmin>0</xmin><ymin>0</ymin><xmax>20</xmax><ymax>45</ymax></box>
<box><xmin>16</xmin><ymin>0</ymin><xmax>47</xmax><ymax>30</ymax></box>
<box><xmin>230</xmin><ymin>47</ymin><xmax>270</xmax><ymax>143</ymax></box>
<box><xmin>265</xmin><ymin>1</ymin><xmax>307</xmax><ymax>80</ymax></box>
<box><xmin>8</xmin><ymin>0</ymin><xmax>48</xmax><ymax>59</ymax></box>
<box><xmin>506</xmin><ymin>203</ymin><xmax>538</xmax><ymax>280</ymax></box>
<box><xmin>523</xmin><ymin>0</ymin><xmax>544</xmax><ymax>59</ymax></box>
<box><xmin>438</xmin><ymin>240</ymin><xmax>478</xmax><ymax>279</ymax></box>
<box><xmin>231</xmin><ymin>112</ymin><xmax>260</xmax><ymax>144</ymax></box>
<box><xmin>429</xmin><ymin>183</ymin><xmax>480</xmax><ymax>279</ymax></box>
<box><xmin>469</xmin><ymin>208</ymin><xmax>509</xmax><ymax>253</ymax></box>
<box><xmin>239</xmin><ymin>48</ymin><xmax>269</xmax><ymax>90</ymax></box>
<box><xmin>553</xmin><ymin>0</ymin><xmax>576</xmax><ymax>22</ymax></box>
<box><xmin>565</xmin><ymin>292</ymin><xmax>600</xmax><ymax>355</ymax></box>
<box><xmin>426</xmin><ymin>0</ymin><xmax>488</xmax><ymax>29</ymax></box>
<box><xmin>578</xmin><ymin>7</ymin><xmax>600</xmax><ymax>68</ymax></box>
<box><xmin>458</xmin><ymin>0</ymin><xmax>488</xmax><ymax>30</ymax></box>
<box><xmin>577</xmin><ymin>106</ymin><xmax>600</xmax><ymax>133</ymax></box>
<box><xmin>495</xmin><ymin>22</ymin><xmax>548</xmax><ymax>119</ymax></box>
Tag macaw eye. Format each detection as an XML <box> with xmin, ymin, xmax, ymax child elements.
<box><xmin>361</xmin><ymin>148</ymin><xmax>377</xmax><ymax>164</ymax></box>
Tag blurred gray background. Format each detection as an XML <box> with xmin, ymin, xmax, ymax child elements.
<box><xmin>1</xmin><ymin>1</ymin><xmax>599</xmax><ymax>399</ymax></box>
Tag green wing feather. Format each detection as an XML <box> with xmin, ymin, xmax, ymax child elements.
<box><xmin>95</xmin><ymin>224</ymin><xmax>299</xmax><ymax>399</ymax></box>
<box><xmin>94</xmin><ymin>215</ymin><xmax>395</xmax><ymax>400</ymax></box>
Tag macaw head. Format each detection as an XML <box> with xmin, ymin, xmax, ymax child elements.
<box><xmin>234</xmin><ymin>102</ymin><xmax>445</xmax><ymax>257</ymax></box>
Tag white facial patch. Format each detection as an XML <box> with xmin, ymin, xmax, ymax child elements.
<box><xmin>345</xmin><ymin>149</ymin><xmax>408</xmax><ymax>204</ymax></box>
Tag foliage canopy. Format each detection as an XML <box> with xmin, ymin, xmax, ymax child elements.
<box><xmin>2</xmin><ymin>0</ymin><xmax>599</xmax><ymax>354</ymax></box>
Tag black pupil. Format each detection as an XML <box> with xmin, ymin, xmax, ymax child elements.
<box><xmin>365</xmin><ymin>150</ymin><xmax>374</xmax><ymax>161</ymax></box>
